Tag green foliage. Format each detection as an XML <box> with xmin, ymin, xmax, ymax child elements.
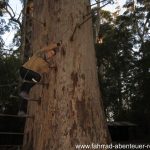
<box><xmin>0</xmin><ymin>2</ymin><xmax>24</xmax><ymax>144</ymax></box>
<box><xmin>0</xmin><ymin>55</ymin><xmax>20</xmax><ymax>114</ymax></box>
<box><xmin>0</xmin><ymin>0</ymin><xmax>21</xmax><ymax>113</ymax></box>
<box><xmin>95</xmin><ymin>22</ymin><xmax>134</xmax><ymax>119</ymax></box>
<box><xmin>95</xmin><ymin>0</ymin><xmax>150</xmax><ymax>139</ymax></box>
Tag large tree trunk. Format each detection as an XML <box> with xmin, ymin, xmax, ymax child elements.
<box><xmin>23</xmin><ymin>0</ymin><xmax>110</xmax><ymax>149</ymax></box>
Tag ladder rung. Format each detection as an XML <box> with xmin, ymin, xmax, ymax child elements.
<box><xmin>0</xmin><ymin>113</ymin><xmax>34</xmax><ymax>118</ymax></box>
<box><xmin>22</xmin><ymin>80</ymin><xmax>49</xmax><ymax>85</ymax></box>
<box><xmin>0</xmin><ymin>145</ymin><xmax>22</xmax><ymax>147</ymax></box>
<box><xmin>10</xmin><ymin>95</ymin><xmax>41</xmax><ymax>102</ymax></box>
<box><xmin>0</xmin><ymin>132</ymin><xmax>24</xmax><ymax>135</ymax></box>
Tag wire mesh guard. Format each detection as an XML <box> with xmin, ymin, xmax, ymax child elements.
<box><xmin>0</xmin><ymin>112</ymin><xmax>33</xmax><ymax>148</ymax></box>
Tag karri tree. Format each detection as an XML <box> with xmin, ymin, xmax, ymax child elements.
<box><xmin>22</xmin><ymin>0</ymin><xmax>111</xmax><ymax>149</ymax></box>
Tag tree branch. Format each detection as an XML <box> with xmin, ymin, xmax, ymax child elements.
<box><xmin>17</xmin><ymin>9</ymin><xmax>23</xmax><ymax>21</ymax></box>
<box><xmin>84</xmin><ymin>1</ymin><xmax>111</xmax><ymax>18</ymax></box>
<box><xmin>4</xmin><ymin>3</ymin><xmax>22</xmax><ymax>29</ymax></box>
<box><xmin>6</xmin><ymin>3</ymin><xmax>15</xmax><ymax>18</ymax></box>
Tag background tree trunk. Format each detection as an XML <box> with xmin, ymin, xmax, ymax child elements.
<box><xmin>21</xmin><ymin>0</ymin><xmax>33</xmax><ymax>63</ymax></box>
<box><xmin>23</xmin><ymin>0</ymin><xmax>111</xmax><ymax>149</ymax></box>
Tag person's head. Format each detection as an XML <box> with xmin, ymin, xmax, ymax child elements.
<box><xmin>45</xmin><ymin>49</ymin><xmax>56</xmax><ymax>60</ymax></box>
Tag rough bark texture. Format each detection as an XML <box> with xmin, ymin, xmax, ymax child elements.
<box><xmin>23</xmin><ymin>0</ymin><xmax>110</xmax><ymax>150</ymax></box>
<box><xmin>22</xmin><ymin>0</ymin><xmax>33</xmax><ymax>63</ymax></box>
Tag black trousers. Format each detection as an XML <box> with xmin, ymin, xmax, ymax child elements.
<box><xmin>19</xmin><ymin>67</ymin><xmax>41</xmax><ymax>112</ymax></box>
<box><xmin>20</xmin><ymin>67</ymin><xmax>41</xmax><ymax>93</ymax></box>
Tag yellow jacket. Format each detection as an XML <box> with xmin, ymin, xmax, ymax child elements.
<box><xmin>23</xmin><ymin>43</ymin><xmax>57</xmax><ymax>74</ymax></box>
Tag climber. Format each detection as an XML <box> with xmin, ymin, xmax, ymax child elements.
<box><xmin>18</xmin><ymin>42</ymin><xmax>61</xmax><ymax>115</ymax></box>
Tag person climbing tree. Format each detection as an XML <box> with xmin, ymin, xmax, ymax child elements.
<box><xmin>18</xmin><ymin>42</ymin><xmax>61</xmax><ymax>115</ymax></box>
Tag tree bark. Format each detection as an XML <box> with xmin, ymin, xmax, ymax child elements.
<box><xmin>23</xmin><ymin>0</ymin><xmax>111</xmax><ymax>149</ymax></box>
<box><xmin>21</xmin><ymin>0</ymin><xmax>33</xmax><ymax>63</ymax></box>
